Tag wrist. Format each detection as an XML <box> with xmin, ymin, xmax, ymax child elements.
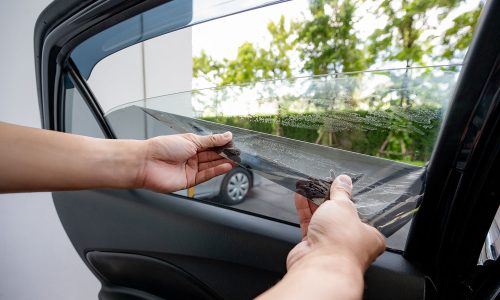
<box><xmin>260</xmin><ymin>251</ymin><xmax>365</xmax><ymax>300</ymax></box>
<box><xmin>98</xmin><ymin>138</ymin><xmax>147</xmax><ymax>189</ymax></box>
<box><xmin>288</xmin><ymin>242</ymin><xmax>365</xmax><ymax>274</ymax></box>
<box><xmin>289</xmin><ymin>250</ymin><xmax>364</xmax><ymax>280</ymax></box>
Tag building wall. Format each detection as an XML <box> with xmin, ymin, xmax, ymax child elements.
<box><xmin>88</xmin><ymin>27</ymin><xmax>193</xmax><ymax>116</ymax></box>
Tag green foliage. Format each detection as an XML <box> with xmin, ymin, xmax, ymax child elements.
<box><xmin>192</xmin><ymin>51</ymin><xmax>224</xmax><ymax>83</ymax></box>
<box><xmin>193</xmin><ymin>16</ymin><xmax>295</xmax><ymax>87</ymax></box>
<box><xmin>367</xmin><ymin>0</ymin><xmax>463</xmax><ymax>107</ymax></box>
<box><xmin>368</xmin><ymin>0</ymin><xmax>461</xmax><ymax>66</ymax></box>
<box><xmin>220</xmin><ymin>42</ymin><xmax>262</xmax><ymax>85</ymax></box>
<box><xmin>295</xmin><ymin>0</ymin><xmax>367</xmax><ymax>75</ymax></box>
<box><xmin>201</xmin><ymin>107</ymin><xmax>441</xmax><ymax>163</ymax></box>
<box><xmin>193</xmin><ymin>0</ymin><xmax>482</xmax><ymax>85</ymax></box>
<box><xmin>441</xmin><ymin>3</ymin><xmax>482</xmax><ymax>60</ymax></box>
<box><xmin>192</xmin><ymin>1</ymin><xmax>480</xmax><ymax>155</ymax></box>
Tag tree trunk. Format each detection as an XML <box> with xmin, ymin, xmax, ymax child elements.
<box><xmin>400</xmin><ymin>61</ymin><xmax>410</xmax><ymax>108</ymax></box>
<box><xmin>399</xmin><ymin>138</ymin><xmax>406</xmax><ymax>156</ymax></box>
<box><xmin>315</xmin><ymin>131</ymin><xmax>324</xmax><ymax>144</ymax></box>
<box><xmin>378</xmin><ymin>133</ymin><xmax>391</xmax><ymax>156</ymax></box>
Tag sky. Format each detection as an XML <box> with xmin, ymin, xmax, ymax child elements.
<box><xmin>192</xmin><ymin>0</ymin><xmax>311</xmax><ymax>62</ymax></box>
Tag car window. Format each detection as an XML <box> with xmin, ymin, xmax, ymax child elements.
<box><xmin>70</xmin><ymin>0</ymin><xmax>482</xmax><ymax>250</ymax></box>
<box><xmin>478</xmin><ymin>206</ymin><xmax>500</xmax><ymax>265</ymax></box>
<box><xmin>63</xmin><ymin>74</ymin><xmax>105</xmax><ymax>138</ymax></box>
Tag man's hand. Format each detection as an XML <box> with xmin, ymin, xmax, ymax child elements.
<box><xmin>136</xmin><ymin>132</ymin><xmax>235</xmax><ymax>193</ymax></box>
<box><xmin>288</xmin><ymin>175</ymin><xmax>385</xmax><ymax>273</ymax></box>
<box><xmin>257</xmin><ymin>175</ymin><xmax>385</xmax><ymax>300</ymax></box>
<box><xmin>0</xmin><ymin>122</ymin><xmax>234</xmax><ymax>193</ymax></box>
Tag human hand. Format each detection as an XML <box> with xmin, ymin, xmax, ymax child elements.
<box><xmin>136</xmin><ymin>132</ymin><xmax>235</xmax><ymax>193</ymax></box>
<box><xmin>287</xmin><ymin>175</ymin><xmax>385</xmax><ymax>273</ymax></box>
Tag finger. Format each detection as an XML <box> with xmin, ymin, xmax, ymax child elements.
<box><xmin>189</xmin><ymin>132</ymin><xmax>233</xmax><ymax>151</ymax></box>
<box><xmin>195</xmin><ymin>163</ymin><xmax>233</xmax><ymax>185</ymax></box>
<box><xmin>294</xmin><ymin>193</ymin><xmax>313</xmax><ymax>240</ymax></box>
<box><xmin>308</xmin><ymin>199</ymin><xmax>319</xmax><ymax>214</ymax></box>
<box><xmin>199</xmin><ymin>158</ymin><xmax>235</xmax><ymax>171</ymax></box>
<box><xmin>197</xmin><ymin>151</ymin><xmax>224</xmax><ymax>163</ymax></box>
<box><xmin>329</xmin><ymin>174</ymin><xmax>353</xmax><ymax>204</ymax></box>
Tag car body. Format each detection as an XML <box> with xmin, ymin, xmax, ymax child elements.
<box><xmin>34</xmin><ymin>0</ymin><xmax>500</xmax><ymax>299</ymax></box>
<box><xmin>176</xmin><ymin>166</ymin><xmax>261</xmax><ymax>205</ymax></box>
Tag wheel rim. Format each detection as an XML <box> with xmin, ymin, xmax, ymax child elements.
<box><xmin>227</xmin><ymin>172</ymin><xmax>249</xmax><ymax>202</ymax></box>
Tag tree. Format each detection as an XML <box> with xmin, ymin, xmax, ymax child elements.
<box><xmin>193</xmin><ymin>16</ymin><xmax>295</xmax><ymax>87</ymax></box>
<box><xmin>192</xmin><ymin>17</ymin><xmax>297</xmax><ymax>135</ymax></box>
<box><xmin>368</xmin><ymin>0</ymin><xmax>462</xmax><ymax>107</ymax></box>
<box><xmin>192</xmin><ymin>50</ymin><xmax>224</xmax><ymax>85</ymax></box>
<box><xmin>294</xmin><ymin>0</ymin><xmax>367</xmax><ymax>146</ymax></box>
<box><xmin>441</xmin><ymin>2</ymin><xmax>483</xmax><ymax>61</ymax></box>
<box><xmin>296</xmin><ymin>0</ymin><xmax>367</xmax><ymax>75</ymax></box>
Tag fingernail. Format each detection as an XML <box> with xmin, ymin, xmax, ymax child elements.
<box><xmin>223</xmin><ymin>131</ymin><xmax>232</xmax><ymax>138</ymax></box>
<box><xmin>336</xmin><ymin>174</ymin><xmax>352</xmax><ymax>187</ymax></box>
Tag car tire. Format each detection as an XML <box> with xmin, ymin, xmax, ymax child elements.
<box><xmin>220</xmin><ymin>167</ymin><xmax>253</xmax><ymax>205</ymax></box>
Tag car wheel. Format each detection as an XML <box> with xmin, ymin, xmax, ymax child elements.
<box><xmin>220</xmin><ymin>168</ymin><xmax>252</xmax><ymax>205</ymax></box>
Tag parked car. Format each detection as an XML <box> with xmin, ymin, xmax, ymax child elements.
<box><xmin>34</xmin><ymin>0</ymin><xmax>499</xmax><ymax>299</ymax></box>
<box><xmin>176</xmin><ymin>166</ymin><xmax>258</xmax><ymax>205</ymax></box>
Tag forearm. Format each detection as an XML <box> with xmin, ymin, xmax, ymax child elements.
<box><xmin>0</xmin><ymin>122</ymin><xmax>144</xmax><ymax>193</ymax></box>
<box><xmin>256</xmin><ymin>255</ymin><xmax>364</xmax><ymax>300</ymax></box>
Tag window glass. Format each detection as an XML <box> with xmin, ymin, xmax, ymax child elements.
<box><xmin>71</xmin><ymin>0</ymin><xmax>284</xmax><ymax>79</ymax></box>
<box><xmin>105</xmin><ymin>68</ymin><xmax>453</xmax><ymax>243</ymax></box>
<box><xmin>64</xmin><ymin>74</ymin><xmax>105</xmax><ymax>138</ymax></box>
<box><xmin>478</xmin><ymin>206</ymin><xmax>500</xmax><ymax>265</ymax></box>
<box><xmin>76</xmin><ymin>0</ymin><xmax>482</xmax><ymax>250</ymax></box>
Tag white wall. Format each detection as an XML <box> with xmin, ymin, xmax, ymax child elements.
<box><xmin>88</xmin><ymin>27</ymin><xmax>193</xmax><ymax>116</ymax></box>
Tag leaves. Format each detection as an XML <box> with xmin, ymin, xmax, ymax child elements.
<box><xmin>368</xmin><ymin>0</ymin><xmax>461</xmax><ymax>66</ymax></box>
<box><xmin>441</xmin><ymin>3</ymin><xmax>482</xmax><ymax>60</ymax></box>
<box><xmin>193</xmin><ymin>16</ymin><xmax>296</xmax><ymax>87</ymax></box>
<box><xmin>296</xmin><ymin>0</ymin><xmax>367</xmax><ymax>75</ymax></box>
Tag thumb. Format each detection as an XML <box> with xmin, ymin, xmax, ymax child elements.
<box><xmin>192</xmin><ymin>131</ymin><xmax>232</xmax><ymax>150</ymax></box>
<box><xmin>329</xmin><ymin>174</ymin><xmax>353</xmax><ymax>204</ymax></box>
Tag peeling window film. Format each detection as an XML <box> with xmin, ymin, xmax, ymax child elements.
<box><xmin>106</xmin><ymin>67</ymin><xmax>457</xmax><ymax>238</ymax></box>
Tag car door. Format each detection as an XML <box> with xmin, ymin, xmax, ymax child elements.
<box><xmin>35</xmin><ymin>0</ymin><xmax>500</xmax><ymax>299</ymax></box>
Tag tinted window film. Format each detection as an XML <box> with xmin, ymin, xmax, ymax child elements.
<box><xmin>105</xmin><ymin>67</ymin><xmax>457</xmax><ymax>239</ymax></box>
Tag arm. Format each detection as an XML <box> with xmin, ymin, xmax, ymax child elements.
<box><xmin>0</xmin><ymin>122</ymin><xmax>234</xmax><ymax>193</ymax></box>
<box><xmin>257</xmin><ymin>175</ymin><xmax>386</xmax><ymax>300</ymax></box>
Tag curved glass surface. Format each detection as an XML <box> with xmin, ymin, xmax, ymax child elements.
<box><xmin>71</xmin><ymin>0</ymin><xmax>286</xmax><ymax>78</ymax></box>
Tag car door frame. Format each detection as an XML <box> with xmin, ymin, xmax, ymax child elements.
<box><xmin>34</xmin><ymin>0</ymin><xmax>500</xmax><ymax>299</ymax></box>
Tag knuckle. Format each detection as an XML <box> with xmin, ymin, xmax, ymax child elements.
<box><xmin>183</xmin><ymin>133</ymin><xmax>196</xmax><ymax>140</ymax></box>
<box><xmin>209</xmin><ymin>134</ymin><xmax>218</xmax><ymax>145</ymax></box>
<box><xmin>186</xmin><ymin>133</ymin><xmax>202</xmax><ymax>148</ymax></box>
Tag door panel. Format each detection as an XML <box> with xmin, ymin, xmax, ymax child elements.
<box><xmin>53</xmin><ymin>189</ymin><xmax>296</xmax><ymax>299</ymax></box>
<box><xmin>87</xmin><ymin>251</ymin><xmax>222</xmax><ymax>300</ymax></box>
<box><xmin>54</xmin><ymin>189</ymin><xmax>427</xmax><ymax>299</ymax></box>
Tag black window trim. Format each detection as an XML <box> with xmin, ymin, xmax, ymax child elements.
<box><xmin>64</xmin><ymin>58</ymin><xmax>116</xmax><ymax>138</ymax></box>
